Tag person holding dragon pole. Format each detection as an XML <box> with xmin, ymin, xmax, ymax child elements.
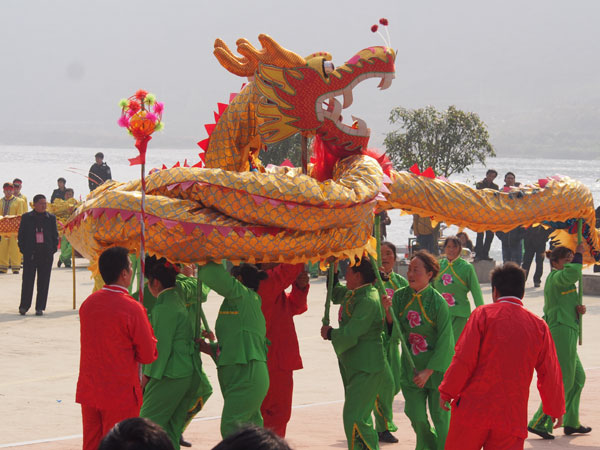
<box><xmin>382</xmin><ymin>250</ymin><xmax>454</xmax><ymax>450</ymax></box>
<box><xmin>321</xmin><ymin>257</ymin><xmax>386</xmax><ymax>450</ymax></box>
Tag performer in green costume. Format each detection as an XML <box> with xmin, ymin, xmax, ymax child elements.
<box><xmin>139</xmin><ymin>259</ymin><xmax>203</xmax><ymax>450</ymax></box>
<box><xmin>433</xmin><ymin>236</ymin><xmax>484</xmax><ymax>340</ymax></box>
<box><xmin>197</xmin><ymin>262</ymin><xmax>270</xmax><ymax>438</ymax></box>
<box><xmin>373</xmin><ymin>242</ymin><xmax>408</xmax><ymax>443</ymax></box>
<box><xmin>134</xmin><ymin>261</ymin><xmax>213</xmax><ymax>447</ymax></box>
<box><xmin>321</xmin><ymin>257</ymin><xmax>385</xmax><ymax>450</ymax></box>
<box><xmin>383</xmin><ymin>251</ymin><xmax>454</xmax><ymax>450</ymax></box>
<box><xmin>528</xmin><ymin>244</ymin><xmax>592</xmax><ymax>439</ymax></box>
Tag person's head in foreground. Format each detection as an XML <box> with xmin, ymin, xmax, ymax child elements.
<box><xmin>490</xmin><ymin>262</ymin><xmax>525</xmax><ymax>301</ymax></box>
<box><xmin>95</xmin><ymin>151</ymin><xmax>105</xmax><ymax>164</ymax></box>
<box><xmin>345</xmin><ymin>257</ymin><xmax>377</xmax><ymax>290</ymax></box>
<box><xmin>64</xmin><ymin>188</ymin><xmax>74</xmax><ymax>200</ymax></box>
<box><xmin>211</xmin><ymin>425</ymin><xmax>291</xmax><ymax>450</ymax></box>
<box><xmin>99</xmin><ymin>247</ymin><xmax>132</xmax><ymax>286</ymax></box>
<box><xmin>407</xmin><ymin>250</ymin><xmax>440</xmax><ymax>291</ymax></box>
<box><xmin>98</xmin><ymin>417</ymin><xmax>174</xmax><ymax>450</ymax></box>
<box><xmin>230</xmin><ymin>263</ymin><xmax>268</xmax><ymax>291</ymax></box>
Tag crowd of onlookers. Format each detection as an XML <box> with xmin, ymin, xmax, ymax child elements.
<box><xmin>0</xmin><ymin>153</ymin><xmax>113</xmax><ymax>315</ymax></box>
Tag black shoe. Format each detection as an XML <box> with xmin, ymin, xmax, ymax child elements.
<box><xmin>13</xmin><ymin>270</ymin><xmax>19</xmax><ymax>274</ymax></box>
<box><xmin>35</xmin><ymin>310</ymin><xmax>43</xmax><ymax>316</ymax></box>
<box><xmin>528</xmin><ymin>426</ymin><xmax>554</xmax><ymax>440</ymax></box>
<box><xmin>57</xmin><ymin>260</ymin><xmax>62</xmax><ymax>268</ymax></box>
<box><xmin>180</xmin><ymin>436</ymin><xmax>192</xmax><ymax>447</ymax></box>
<box><xmin>564</xmin><ymin>425</ymin><xmax>592</xmax><ymax>435</ymax></box>
<box><xmin>378</xmin><ymin>431</ymin><xmax>399</xmax><ymax>443</ymax></box>
<box><xmin>534</xmin><ymin>282</ymin><xmax>541</xmax><ymax>288</ymax></box>
<box><xmin>19</xmin><ymin>308</ymin><xmax>26</xmax><ymax>316</ymax></box>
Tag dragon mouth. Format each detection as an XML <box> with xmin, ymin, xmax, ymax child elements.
<box><xmin>316</xmin><ymin>72</ymin><xmax>395</xmax><ymax>137</ymax></box>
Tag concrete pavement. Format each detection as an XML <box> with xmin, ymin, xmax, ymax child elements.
<box><xmin>0</xmin><ymin>256</ymin><xmax>599</xmax><ymax>449</ymax></box>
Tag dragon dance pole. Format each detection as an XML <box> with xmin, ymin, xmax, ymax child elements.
<box><xmin>72</xmin><ymin>250</ymin><xmax>76</xmax><ymax>310</ymax></box>
<box><xmin>139</xmin><ymin>163</ymin><xmax>146</xmax><ymax>304</ymax></box>
<box><xmin>374</xmin><ymin>213</ymin><xmax>382</xmax><ymax>263</ymax></box>
<box><xmin>577</xmin><ymin>219</ymin><xmax>583</xmax><ymax>345</ymax></box>
<box><xmin>322</xmin><ymin>264</ymin><xmax>334</xmax><ymax>326</ymax></box>
<box><xmin>196</xmin><ymin>265</ymin><xmax>213</xmax><ymax>341</ymax></box>
<box><xmin>301</xmin><ymin>135</ymin><xmax>308</xmax><ymax>175</ymax></box>
<box><xmin>369</xmin><ymin>254</ymin><xmax>416</xmax><ymax>371</ymax></box>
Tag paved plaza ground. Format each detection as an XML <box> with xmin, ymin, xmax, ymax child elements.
<box><xmin>0</xmin><ymin>257</ymin><xmax>599</xmax><ymax>449</ymax></box>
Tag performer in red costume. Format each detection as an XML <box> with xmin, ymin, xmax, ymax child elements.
<box><xmin>439</xmin><ymin>263</ymin><xmax>565</xmax><ymax>449</ymax></box>
<box><xmin>76</xmin><ymin>247</ymin><xmax>158</xmax><ymax>450</ymax></box>
<box><xmin>258</xmin><ymin>263</ymin><xmax>310</xmax><ymax>437</ymax></box>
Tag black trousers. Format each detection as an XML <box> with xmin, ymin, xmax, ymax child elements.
<box><xmin>522</xmin><ymin>241</ymin><xmax>546</xmax><ymax>284</ymax></box>
<box><xmin>475</xmin><ymin>231</ymin><xmax>494</xmax><ymax>259</ymax></box>
<box><xmin>19</xmin><ymin>251</ymin><xmax>53</xmax><ymax>312</ymax></box>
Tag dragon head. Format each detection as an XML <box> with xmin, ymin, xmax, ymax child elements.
<box><xmin>214</xmin><ymin>34</ymin><xmax>396</xmax><ymax>155</ymax></box>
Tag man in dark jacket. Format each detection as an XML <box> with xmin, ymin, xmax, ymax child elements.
<box><xmin>88</xmin><ymin>152</ymin><xmax>112</xmax><ymax>192</ymax></box>
<box><xmin>18</xmin><ymin>194</ymin><xmax>59</xmax><ymax>316</ymax></box>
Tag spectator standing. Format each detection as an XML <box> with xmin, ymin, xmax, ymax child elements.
<box><xmin>496</xmin><ymin>172</ymin><xmax>524</xmax><ymax>264</ymax></box>
<box><xmin>439</xmin><ymin>263</ymin><xmax>565</xmax><ymax>449</ymax></box>
<box><xmin>57</xmin><ymin>188</ymin><xmax>77</xmax><ymax>268</ymax></box>
<box><xmin>474</xmin><ymin>170</ymin><xmax>498</xmax><ymax>261</ymax></box>
<box><xmin>412</xmin><ymin>214</ymin><xmax>440</xmax><ymax>255</ymax></box>
<box><xmin>89</xmin><ymin>152</ymin><xmax>112</xmax><ymax>192</ymax></box>
<box><xmin>17</xmin><ymin>194</ymin><xmax>59</xmax><ymax>315</ymax></box>
<box><xmin>522</xmin><ymin>225</ymin><xmax>552</xmax><ymax>287</ymax></box>
<box><xmin>0</xmin><ymin>182</ymin><xmax>26</xmax><ymax>274</ymax></box>
<box><xmin>50</xmin><ymin>177</ymin><xmax>67</xmax><ymax>203</ymax></box>
<box><xmin>76</xmin><ymin>247</ymin><xmax>157</xmax><ymax>450</ymax></box>
<box><xmin>12</xmin><ymin>178</ymin><xmax>28</xmax><ymax>209</ymax></box>
<box><xmin>375</xmin><ymin>211</ymin><xmax>391</xmax><ymax>240</ymax></box>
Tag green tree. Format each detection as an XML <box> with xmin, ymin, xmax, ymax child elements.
<box><xmin>260</xmin><ymin>133</ymin><xmax>303</xmax><ymax>167</ymax></box>
<box><xmin>383</xmin><ymin>105</ymin><xmax>496</xmax><ymax>177</ymax></box>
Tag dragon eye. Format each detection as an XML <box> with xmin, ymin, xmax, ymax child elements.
<box><xmin>323</xmin><ymin>61</ymin><xmax>335</xmax><ymax>75</ymax></box>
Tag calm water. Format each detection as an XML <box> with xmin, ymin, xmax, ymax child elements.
<box><xmin>2</xmin><ymin>145</ymin><xmax>598</xmax><ymax>261</ymax></box>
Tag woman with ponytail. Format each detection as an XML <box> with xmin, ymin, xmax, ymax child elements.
<box><xmin>139</xmin><ymin>258</ymin><xmax>203</xmax><ymax>450</ymax></box>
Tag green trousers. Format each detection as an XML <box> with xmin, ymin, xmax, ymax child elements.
<box><xmin>340</xmin><ymin>362</ymin><xmax>383</xmax><ymax>450</ymax></box>
<box><xmin>529</xmin><ymin>325</ymin><xmax>585</xmax><ymax>433</ymax></box>
<box><xmin>182</xmin><ymin>368</ymin><xmax>213</xmax><ymax>431</ymax></box>
<box><xmin>374</xmin><ymin>341</ymin><xmax>399</xmax><ymax>433</ymax></box>
<box><xmin>59</xmin><ymin>236</ymin><xmax>72</xmax><ymax>267</ymax></box>
<box><xmin>401</xmin><ymin>377</ymin><xmax>449</xmax><ymax>450</ymax></box>
<box><xmin>218</xmin><ymin>360</ymin><xmax>269</xmax><ymax>438</ymax></box>
<box><xmin>140</xmin><ymin>373</ymin><xmax>200</xmax><ymax>450</ymax></box>
<box><xmin>451</xmin><ymin>316</ymin><xmax>468</xmax><ymax>342</ymax></box>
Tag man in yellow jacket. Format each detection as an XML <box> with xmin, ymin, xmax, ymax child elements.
<box><xmin>0</xmin><ymin>182</ymin><xmax>26</xmax><ymax>273</ymax></box>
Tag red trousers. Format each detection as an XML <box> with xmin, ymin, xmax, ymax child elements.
<box><xmin>81</xmin><ymin>403</ymin><xmax>140</xmax><ymax>450</ymax></box>
<box><xmin>446</xmin><ymin>416</ymin><xmax>524</xmax><ymax>450</ymax></box>
<box><xmin>261</xmin><ymin>364</ymin><xmax>293</xmax><ymax>437</ymax></box>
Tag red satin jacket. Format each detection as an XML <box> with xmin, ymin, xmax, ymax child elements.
<box><xmin>258</xmin><ymin>264</ymin><xmax>308</xmax><ymax>371</ymax></box>
<box><xmin>439</xmin><ymin>297</ymin><xmax>565</xmax><ymax>439</ymax></box>
<box><xmin>76</xmin><ymin>285</ymin><xmax>157</xmax><ymax>411</ymax></box>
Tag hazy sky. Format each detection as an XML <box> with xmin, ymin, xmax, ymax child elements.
<box><xmin>1</xmin><ymin>0</ymin><xmax>599</xmax><ymax>158</ymax></box>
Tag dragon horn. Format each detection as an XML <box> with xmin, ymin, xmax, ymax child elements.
<box><xmin>214</xmin><ymin>38</ymin><xmax>256</xmax><ymax>77</ymax></box>
<box><xmin>257</xmin><ymin>34</ymin><xmax>306</xmax><ymax>67</ymax></box>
